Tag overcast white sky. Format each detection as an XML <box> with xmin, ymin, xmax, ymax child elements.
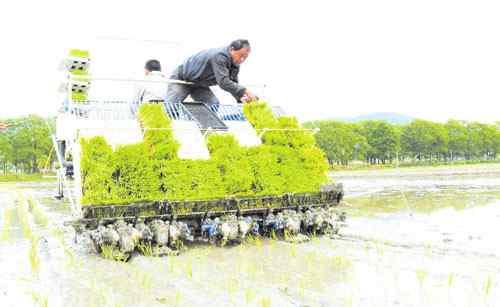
<box><xmin>2</xmin><ymin>0</ymin><xmax>499</xmax><ymax>123</ymax></box>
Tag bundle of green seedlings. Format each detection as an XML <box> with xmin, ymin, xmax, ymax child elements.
<box><xmin>80</xmin><ymin>102</ymin><xmax>330</xmax><ymax>205</ymax></box>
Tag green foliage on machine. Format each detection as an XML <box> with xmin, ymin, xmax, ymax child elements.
<box><xmin>66</xmin><ymin>49</ymin><xmax>91</xmax><ymax>102</ymax></box>
<box><xmin>242</xmin><ymin>102</ymin><xmax>315</xmax><ymax>148</ymax></box>
<box><xmin>80</xmin><ymin>137</ymin><xmax>117</xmax><ymax>204</ymax></box>
<box><xmin>113</xmin><ymin>143</ymin><xmax>159</xmax><ymax>201</ymax></box>
<box><xmin>69</xmin><ymin>49</ymin><xmax>90</xmax><ymax>58</ymax></box>
<box><xmin>156</xmin><ymin>159</ymin><xmax>225</xmax><ymax>201</ymax></box>
<box><xmin>246</xmin><ymin>145</ymin><xmax>286</xmax><ymax>195</ymax></box>
<box><xmin>243</xmin><ymin>102</ymin><xmax>329</xmax><ymax>193</ymax></box>
<box><xmin>71</xmin><ymin>92</ymin><xmax>88</xmax><ymax>102</ymax></box>
<box><xmin>274</xmin><ymin>117</ymin><xmax>316</xmax><ymax>148</ymax></box>
<box><xmin>246</xmin><ymin>145</ymin><xmax>328</xmax><ymax>195</ymax></box>
<box><xmin>138</xmin><ymin>104</ymin><xmax>179</xmax><ymax>160</ymax></box>
<box><xmin>67</xmin><ymin>49</ymin><xmax>90</xmax><ymax>75</ymax></box>
<box><xmin>242</xmin><ymin>101</ymin><xmax>277</xmax><ymax>130</ymax></box>
<box><xmin>207</xmin><ymin>134</ymin><xmax>254</xmax><ymax>196</ymax></box>
<box><xmin>80</xmin><ymin>101</ymin><xmax>330</xmax><ymax>205</ymax></box>
<box><xmin>70</xmin><ymin>70</ymin><xmax>89</xmax><ymax>77</ymax></box>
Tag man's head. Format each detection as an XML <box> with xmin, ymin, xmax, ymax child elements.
<box><xmin>144</xmin><ymin>59</ymin><xmax>161</xmax><ymax>74</ymax></box>
<box><xmin>229</xmin><ymin>39</ymin><xmax>251</xmax><ymax>65</ymax></box>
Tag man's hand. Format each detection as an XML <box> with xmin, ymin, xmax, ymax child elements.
<box><xmin>241</xmin><ymin>90</ymin><xmax>257</xmax><ymax>103</ymax></box>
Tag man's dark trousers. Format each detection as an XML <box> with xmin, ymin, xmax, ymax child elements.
<box><xmin>166</xmin><ymin>69</ymin><xmax>220</xmax><ymax>106</ymax></box>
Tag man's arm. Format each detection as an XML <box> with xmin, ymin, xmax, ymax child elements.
<box><xmin>211</xmin><ymin>54</ymin><xmax>246</xmax><ymax>101</ymax></box>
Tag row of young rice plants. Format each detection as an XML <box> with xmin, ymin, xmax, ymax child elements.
<box><xmin>15</xmin><ymin>192</ymin><xmax>55</xmax><ymax>306</ymax></box>
<box><xmin>1</xmin><ymin>206</ymin><xmax>14</xmax><ymax>241</ymax></box>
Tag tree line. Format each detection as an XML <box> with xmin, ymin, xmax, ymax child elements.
<box><xmin>304</xmin><ymin>119</ymin><xmax>500</xmax><ymax>166</ymax></box>
<box><xmin>1</xmin><ymin>114</ymin><xmax>499</xmax><ymax>173</ymax></box>
<box><xmin>0</xmin><ymin>116</ymin><xmax>55</xmax><ymax>174</ymax></box>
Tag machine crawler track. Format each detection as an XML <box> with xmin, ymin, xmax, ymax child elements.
<box><xmin>69</xmin><ymin>185</ymin><xmax>345</xmax><ymax>259</ymax></box>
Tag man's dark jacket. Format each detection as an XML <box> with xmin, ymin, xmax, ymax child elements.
<box><xmin>175</xmin><ymin>46</ymin><xmax>246</xmax><ymax>101</ymax></box>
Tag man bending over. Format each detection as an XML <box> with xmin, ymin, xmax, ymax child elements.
<box><xmin>167</xmin><ymin>39</ymin><xmax>256</xmax><ymax>106</ymax></box>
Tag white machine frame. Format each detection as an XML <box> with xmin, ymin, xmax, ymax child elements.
<box><xmin>53</xmin><ymin>99</ymin><xmax>314</xmax><ymax>218</ymax></box>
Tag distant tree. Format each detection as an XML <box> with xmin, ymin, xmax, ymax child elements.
<box><xmin>0</xmin><ymin>132</ymin><xmax>13</xmax><ymax>174</ymax></box>
<box><xmin>496</xmin><ymin>122</ymin><xmax>500</xmax><ymax>159</ymax></box>
<box><xmin>465</xmin><ymin>122</ymin><xmax>484</xmax><ymax>160</ymax></box>
<box><xmin>305</xmin><ymin>116</ymin><xmax>498</xmax><ymax>165</ymax></box>
<box><xmin>0</xmin><ymin>115</ymin><xmax>54</xmax><ymax>173</ymax></box>
<box><xmin>304</xmin><ymin>121</ymin><xmax>368</xmax><ymax>165</ymax></box>
<box><xmin>467</xmin><ymin>123</ymin><xmax>498</xmax><ymax>160</ymax></box>
<box><xmin>401</xmin><ymin>120</ymin><xmax>448</xmax><ymax>161</ymax></box>
<box><xmin>428</xmin><ymin>122</ymin><xmax>448</xmax><ymax>161</ymax></box>
<box><xmin>393</xmin><ymin>125</ymin><xmax>403</xmax><ymax>161</ymax></box>
<box><xmin>445</xmin><ymin>120</ymin><xmax>468</xmax><ymax>160</ymax></box>
<box><xmin>358</xmin><ymin>120</ymin><xmax>399</xmax><ymax>164</ymax></box>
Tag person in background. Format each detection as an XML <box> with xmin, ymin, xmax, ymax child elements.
<box><xmin>0</xmin><ymin>122</ymin><xmax>8</xmax><ymax>131</ymax></box>
<box><xmin>166</xmin><ymin>39</ymin><xmax>257</xmax><ymax>106</ymax></box>
<box><xmin>130</xmin><ymin>59</ymin><xmax>168</xmax><ymax>113</ymax></box>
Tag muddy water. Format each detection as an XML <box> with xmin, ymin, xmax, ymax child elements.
<box><xmin>1</xmin><ymin>163</ymin><xmax>500</xmax><ymax>307</ymax></box>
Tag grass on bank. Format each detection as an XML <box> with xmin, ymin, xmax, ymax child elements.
<box><xmin>330</xmin><ymin>159</ymin><xmax>500</xmax><ymax>171</ymax></box>
<box><xmin>0</xmin><ymin>173</ymin><xmax>57</xmax><ymax>183</ymax></box>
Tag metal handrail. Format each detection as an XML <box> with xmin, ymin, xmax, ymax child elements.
<box><xmin>209</xmin><ymin>104</ymin><xmax>246</xmax><ymax>121</ymax></box>
<box><xmin>62</xmin><ymin>101</ymin><xmax>287</xmax><ymax>122</ymax></box>
<box><xmin>75</xmin><ymin>127</ymin><xmax>320</xmax><ymax>133</ymax></box>
<box><xmin>64</xmin><ymin>100</ymin><xmax>135</xmax><ymax>120</ymax></box>
<box><xmin>163</xmin><ymin>102</ymin><xmax>194</xmax><ymax>121</ymax></box>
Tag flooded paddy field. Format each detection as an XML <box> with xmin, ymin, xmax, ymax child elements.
<box><xmin>1</xmin><ymin>163</ymin><xmax>500</xmax><ymax>307</ymax></box>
